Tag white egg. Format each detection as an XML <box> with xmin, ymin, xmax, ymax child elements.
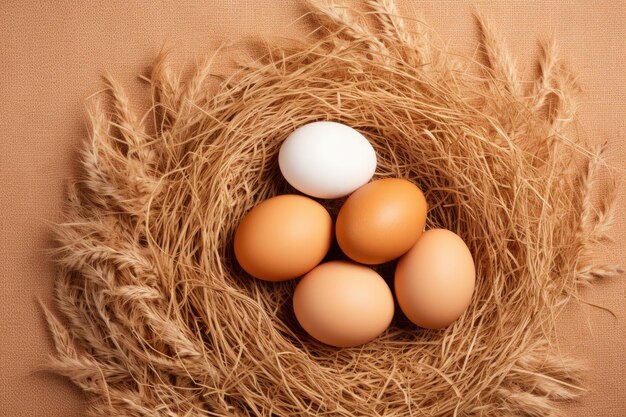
<box><xmin>279</xmin><ymin>121</ymin><xmax>377</xmax><ymax>199</ymax></box>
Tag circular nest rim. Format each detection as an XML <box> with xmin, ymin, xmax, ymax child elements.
<box><xmin>45</xmin><ymin>1</ymin><xmax>620</xmax><ymax>416</ymax></box>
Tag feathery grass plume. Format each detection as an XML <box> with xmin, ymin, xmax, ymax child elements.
<box><xmin>45</xmin><ymin>1</ymin><xmax>621</xmax><ymax>416</ymax></box>
<box><xmin>475</xmin><ymin>9</ymin><xmax>522</xmax><ymax>96</ymax></box>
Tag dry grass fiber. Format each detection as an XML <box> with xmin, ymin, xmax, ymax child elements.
<box><xmin>44</xmin><ymin>1</ymin><xmax>622</xmax><ymax>416</ymax></box>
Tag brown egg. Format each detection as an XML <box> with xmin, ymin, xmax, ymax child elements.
<box><xmin>394</xmin><ymin>229</ymin><xmax>475</xmax><ymax>329</ymax></box>
<box><xmin>336</xmin><ymin>178</ymin><xmax>427</xmax><ymax>264</ymax></box>
<box><xmin>293</xmin><ymin>261</ymin><xmax>394</xmax><ymax>347</ymax></box>
<box><xmin>234</xmin><ymin>195</ymin><xmax>333</xmax><ymax>281</ymax></box>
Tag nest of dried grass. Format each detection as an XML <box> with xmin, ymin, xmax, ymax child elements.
<box><xmin>44</xmin><ymin>1</ymin><xmax>621</xmax><ymax>416</ymax></box>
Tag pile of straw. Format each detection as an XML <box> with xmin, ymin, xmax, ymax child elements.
<box><xmin>45</xmin><ymin>1</ymin><xmax>621</xmax><ymax>416</ymax></box>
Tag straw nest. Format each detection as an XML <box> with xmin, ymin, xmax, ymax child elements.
<box><xmin>45</xmin><ymin>1</ymin><xmax>621</xmax><ymax>416</ymax></box>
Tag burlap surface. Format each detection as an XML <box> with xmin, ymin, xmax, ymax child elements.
<box><xmin>1</xmin><ymin>1</ymin><xmax>623</xmax><ymax>416</ymax></box>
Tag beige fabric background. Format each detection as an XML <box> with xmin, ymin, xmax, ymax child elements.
<box><xmin>1</xmin><ymin>1</ymin><xmax>624</xmax><ymax>416</ymax></box>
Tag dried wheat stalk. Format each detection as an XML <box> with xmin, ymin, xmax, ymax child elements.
<box><xmin>45</xmin><ymin>1</ymin><xmax>621</xmax><ymax>416</ymax></box>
